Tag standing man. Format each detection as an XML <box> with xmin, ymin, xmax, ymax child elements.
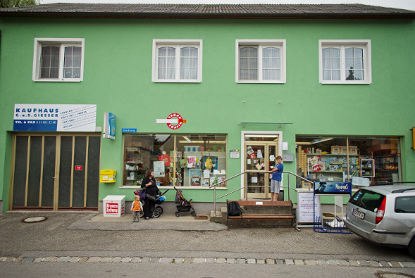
<box><xmin>270</xmin><ymin>156</ymin><xmax>284</xmax><ymax>202</ymax></box>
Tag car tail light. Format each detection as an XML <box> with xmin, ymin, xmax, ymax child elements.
<box><xmin>375</xmin><ymin>197</ymin><xmax>386</xmax><ymax>224</ymax></box>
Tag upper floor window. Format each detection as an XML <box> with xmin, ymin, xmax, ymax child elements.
<box><xmin>236</xmin><ymin>40</ymin><xmax>286</xmax><ymax>83</ymax></box>
<box><xmin>319</xmin><ymin>40</ymin><xmax>371</xmax><ymax>84</ymax></box>
<box><xmin>152</xmin><ymin>40</ymin><xmax>202</xmax><ymax>82</ymax></box>
<box><xmin>33</xmin><ymin>38</ymin><xmax>84</xmax><ymax>82</ymax></box>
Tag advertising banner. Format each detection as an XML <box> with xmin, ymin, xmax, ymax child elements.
<box><xmin>13</xmin><ymin>104</ymin><xmax>96</xmax><ymax>132</ymax></box>
<box><xmin>103</xmin><ymin>112</ymin><xmax>116</xmax><ymax>140</ymax></box>
<box><xmin>314</xmin><ymin>181</ymin><xmax>352</xmax><ymax>194</ymax></box>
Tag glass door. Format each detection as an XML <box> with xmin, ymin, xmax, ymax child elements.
<box><xmin>244</xmin><ymin>140</ymin><xmax>279</xmax><ymax>199</ymax></box>
<box><xmin>245</xmin><ymin>143</ymin><xmax>266</xmax><ymax>199</ymax></box>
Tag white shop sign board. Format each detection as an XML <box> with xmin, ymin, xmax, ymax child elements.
<box><xmin>103</xmin><ymin>195</ymin><xmax>126</xmax><ymax>217</ymax></box>
<box><xmin>13</xmin><ymin>104</ymin><xmax>97</xmax><ymax>132</ymax></box>
<box><xmin>296</xmin><ymin>191</ymin><xmax>321</xmax><ymax>224</ymax></box>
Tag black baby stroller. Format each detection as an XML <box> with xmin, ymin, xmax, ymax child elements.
<box><xmin>174</xmin><ymin>187</ymin><xmax>196</xmax><ymax>217</ymax></box>
<box><xmin>152</xmin><ymin>189</ymin><xmax>169</xmax><ymax>218</ymax></box>
<box><xmin>134</xmin><ymin>188</ymin><xmax>169</xmax><ymax>218</ymax></box>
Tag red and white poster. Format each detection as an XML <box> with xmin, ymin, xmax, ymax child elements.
<box><xmin>105</xmin><ymin>202</ymin><xmax>119</xmax><ymax>215</ymax></box>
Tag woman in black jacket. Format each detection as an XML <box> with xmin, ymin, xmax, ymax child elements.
<box><xmin>141</xmin><ymin>170</ymin><xmax>159</xmax><ymax>219</ymax></box>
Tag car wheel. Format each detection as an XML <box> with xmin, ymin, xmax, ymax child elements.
<box><xmin>409</xmin><ymin>237</ymin><xmax>415</xmax><ymax>258</ymax></box>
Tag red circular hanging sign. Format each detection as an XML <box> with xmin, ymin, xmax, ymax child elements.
<box><xmin>166</xmin><ymin>113</ymin><xmax>187</xmax><ymax>130</ymax></box>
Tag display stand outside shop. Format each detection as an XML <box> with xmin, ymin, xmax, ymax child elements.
<box><xmin>313</xmin><ymin>182</ymin><xmax>352</xmax><ymax>234</ymax></box>
<box><xmin>295</xmin><ymin>188</ymin><xmax>321</xmax><ymax>229</ymax></box>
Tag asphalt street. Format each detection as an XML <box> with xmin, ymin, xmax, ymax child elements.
<box><xmin>0</xmin><ymin>212</ymin><xmax>414</xmax><ymax>277</ymax></box>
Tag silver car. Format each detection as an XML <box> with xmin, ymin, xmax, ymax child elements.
<box><xmin>344</xmin><ymin>184</ymin><xmax>415</xmax><ymax>257</ymax></box>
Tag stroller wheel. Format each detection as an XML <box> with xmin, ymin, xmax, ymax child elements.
<box><xmin>175</xmin><ymin>212</ymin><xmax>180</xmax><ymax>217</ymax></box>
<box><xmin>139</xmin><ymin>211</ymin><xmax>144</xmax><ymax>218</ymax></box>
<box><xmin>153</xmin><ymin>206</ymin><xmax>163</xmax><ymax>218</ymax></box>
<box><xmin>191</xmin><ymin>209</ymin><xmax>196</xmax><ymax>217</ymax></box>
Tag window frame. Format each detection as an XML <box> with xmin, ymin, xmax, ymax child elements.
<box><xmin>152</xmin><ymin>39</ymin><xmax>203</xmax><ymax>83</ymax></box>
<box><xmin>235</xmin><ymin>39</ymin><xmax>286</xmax><ymax>84</ymax></box>
<box><xmin>319</xmin><ymin>39</ymin><xmax>371</xmax><ymax>84</ymax></box>
<box><xmin>122</xmin><ymin>133</ymin><xmax>227</xmax><ymax>188</ymax></box>
<box><xmin>32</xmin><ymin>38</ymin><xmax>85</xmax><ymax>82</ymax></box>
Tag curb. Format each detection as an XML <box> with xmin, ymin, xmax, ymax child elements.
<box><xmin>1</xmin><ymin>256</ymin><xmax>414</xmax><ymax>268</ymax></box>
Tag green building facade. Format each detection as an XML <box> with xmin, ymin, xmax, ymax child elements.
<box><xmin>0</xmin><ymin>4</ymin><xmax>414</xmax><ymax>214</ymax></box>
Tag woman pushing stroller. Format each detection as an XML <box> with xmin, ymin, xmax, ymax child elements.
<box><xmin>141</xmin><ymin>170</ymin><xmax>160</xmax><ymax>220</ymax></box>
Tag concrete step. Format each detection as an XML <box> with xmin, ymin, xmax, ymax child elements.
<box><xmin>235</xmin><ymin>200</ymin><xmax>293</xmax><ymax>215</ymax></box>
<box><xmin>228</xmin><ymin>214</ymin><xmax>294</xmax><ymax>220</ymax></box>
<box><xmin>227</xmin><ymin>215</ymin><xmax>294</xmax><ymax>228</ymax></box>
<box><xmin>222</xmin><ymin>200</ymin><xmax>295</xmax><ymax>228</ymax></box>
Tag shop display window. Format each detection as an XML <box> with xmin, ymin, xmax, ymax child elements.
<box><xmin>123</xmin><ymin>134</ymin><xmax>226</xmax><ymax>187</ymax></box>
<box><xmin>296</xmin><ymin>136</ymin><xmax>401</xmax><ymax>187</ymax></box>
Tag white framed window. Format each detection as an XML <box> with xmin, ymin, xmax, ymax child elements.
<box><xmin>152</xmin><ymin>39</ymin><xmax>202</xmax><ymax>83</ymax></box>
<box><xmin>33</xmin><ymin>38</ymin><xmax>85</xmax><ymax>82</ymax></box>
<box><xmin>236</xmin><ymin>40</ymin><xmax>286</xmax><ymax>83</ymax></box>
<box><xmin>319</xmin><ymin>40</ymin><xmax>371</xmax><ymax>84</ymax></box>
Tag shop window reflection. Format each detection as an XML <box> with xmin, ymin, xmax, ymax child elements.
<box><xmin>296</xmin><ymin>136</ymin><xmax>401</xmax><ymax>187</ymax></box>
<box><xmin>123</xmin><ymin>134</ymin><xmax>226</xmax><ymax>187</ymax></box>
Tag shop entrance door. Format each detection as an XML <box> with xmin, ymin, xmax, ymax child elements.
<box><xmin>10</xmin><ymin>134</ymin><xmax>100</xmax><ymax>210</ymax></box>
<box><xmin>244</xmin><ymin>137</ymin><xmax>279</xmax><ymax>199</ymax></box>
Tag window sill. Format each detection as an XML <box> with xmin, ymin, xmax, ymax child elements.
<box><xmin>33</xmin><ymin>79</ymin><xmax>82</xmax><ymax>83</ymax></box>
<box><xmin>236</xmin><ymin>80</ymin><xmax>285</xmax><ymax>84</ymax></box>
<box><xmin>320</xmin><ymin>80</ymin><xmax>371</xmax><ymax>85</ymax></box>
<box><xmin>120</xmin><ymin>185</ymin><xmax>227</xmax><ymax>190</ymax></box>
<box><xmin>152</xmin><ymin>80</ymin><xmax>202</xmax><ymax>83</ymax></box>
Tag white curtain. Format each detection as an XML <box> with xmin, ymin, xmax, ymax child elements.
<box><xmin>180</xmin><ymin>47</ymin><xmax>198</xmax><ymax>80</ymax></box>
<box><xmin>239</xmin><ymin>46</ymin><xmax>258</xmax><ymax>80</ymax></box>
<box><xmin>262</xmin><ymin>47</ymin><xmax>280</xmax><ymax>81</ymax></box>
<box><xmin>158</xmin><ymin>47</ymin><xmax>176</xmax><ymax>80</ymax></box>
<box><xmin>40</xmin><ymin>46</ymin><xmax>60</xmax><ymax>78</ymax></box>
<box><xmin>345</xmin><ymin>47</ymin><xmax>364</xmax><ymax>80</ymax></box>
<box><xmin>322</xmin><ymin>47</ymin><xmax>340</xmax><ymax>80</ymax></box>
<box><xmin>63</xmin><ymin>46</ymin><xmax>82</xmax><ymax>78</ymax></box>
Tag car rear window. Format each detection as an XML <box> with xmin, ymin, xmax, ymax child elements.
<box><xmin>395</xmin><ymin>196</ymin><xmax>415</xmax><ymax>213</ymax></box>
<box><xmin>350</xmin><ymin>189</ymin><xmax>384</xmax><ymax>212</ymax></box>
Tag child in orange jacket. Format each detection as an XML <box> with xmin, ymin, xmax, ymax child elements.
<box><xmin>130</xmin><ymin>195</ymin><xmax>142</xmax><ymax>222</ymax></box>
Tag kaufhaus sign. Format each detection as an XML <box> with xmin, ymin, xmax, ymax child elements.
<box><xmin>13</xmin><ymin>104</ymin><xmax>97</xmax><ymax>132</ymax></box>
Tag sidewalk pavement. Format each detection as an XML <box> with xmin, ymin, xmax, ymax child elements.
<box><xmin>1</xmin><ymin>211</ymin><xmax>414</xmax><ymax>265</ymax></box>
<box><xmin>67</xmin><ymin>213</ymin><xmax>228</xmax><ymax>231</ymax></box>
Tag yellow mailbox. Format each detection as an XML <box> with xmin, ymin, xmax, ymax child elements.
<box><xmin>100</xmin><ymin>169</ymin><xmax>117</xmax><ymax>183</ymax></box>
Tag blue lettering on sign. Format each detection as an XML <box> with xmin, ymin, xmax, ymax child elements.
<box><xmin>13</xmin><ymin>120</ymin><xmax>58</xmax><ymax>131</ymax></box>
<box><xmin>122</xmin><ymin>128</ymin><xmax>137</xmax><ymax>133</ymax></box>
<box><xmin>15</xmin><ymin>106</ymin><xmax>59</xmax><ymax>119</ymax></box>
<box><xmin>314</xmin><ymin>182</ymin><xmax>352</xmax><ymax>194</ymax></box>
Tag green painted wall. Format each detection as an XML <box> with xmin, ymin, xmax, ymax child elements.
<box><xmin>1</xmin><ymin>17</ymin><xmax>415</xmax><ymax>210</ymax></box>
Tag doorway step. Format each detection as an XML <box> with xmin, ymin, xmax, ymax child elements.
<box><xmin>223</xmin><ymin>200</ymin><xmax>294</xmax><ymax>228</ymax></box>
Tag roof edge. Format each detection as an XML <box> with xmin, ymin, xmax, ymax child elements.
<box><xmin>1</xmin><ymin>3</ymin><xmax>415</xmax><ymax>20</ymax></box>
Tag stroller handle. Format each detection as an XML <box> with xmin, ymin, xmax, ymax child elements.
<box><xmin>159</xmin><ymin>189</ymin><xmax>170</xmax><ymax>196</ymax></box>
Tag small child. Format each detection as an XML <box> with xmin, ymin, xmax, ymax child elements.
<box><xmin>130</xmin><ymin>195</ymin><xmax>142</xmax><ymax>222</ymax></box>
